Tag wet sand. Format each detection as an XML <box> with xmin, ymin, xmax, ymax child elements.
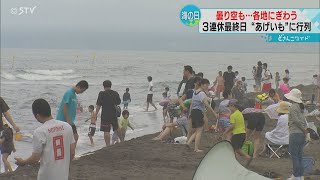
<box><xmin>1</xmin><ymin>84</ymin><xmax>320</xmax><ymax>180</ymax></box>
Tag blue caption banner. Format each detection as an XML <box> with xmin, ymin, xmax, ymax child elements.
<box><xmin>264</xmin><ymin>33</ymin><xmax>320</xmax><ymax>42</ymax></box>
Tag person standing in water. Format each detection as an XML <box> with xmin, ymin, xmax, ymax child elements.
<box><xmin>95</xmin><ymin>80</ymin><xmax>121</xmax><ymax>146</ymax></box>
<box><xmin>123</xmin><ymin>88</ymin><xmax>131</xmax><ymax>110</ymax></box>
<box><xmin>56</xmin><ymin>80</ymin><xmax>88</xmax><ymax>148</ymax></box>
<box><xmin>146</xmin><ymin>76</ymin><xmax>157</xmax><ymax>111</ymax></box>
<box><xmin>213</xmin><ymin>71</ymin><xmax>225</xmax><ymax>100</ymax></box>
<box><xmin>223</xmin><ymin>66</ymin><xmax>236</xmax><ymax>93</ymax></box>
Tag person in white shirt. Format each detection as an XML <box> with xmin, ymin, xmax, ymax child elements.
<box><xmin>262</xmin><ymin>63</ymin><xmax>272</xmax><ymax>93</ymax></box>
<box><xmin>265</xmin><ymin>101</ymin><xmax>290</xmax><ymax>145</ymax></box>
<box><xmin>145</xmin><ymin>76</ymin><xmax>157</xmax><ymax>111</ymax></box>
<box><xmin>234</xmin><ymin>71</ymin><xmax>240</xmax><ymax>83</ymax></box>
<box><xmin>15</xmin><ymin>99</ymin><xmax>75</xmax><ymax>180</ymax></box>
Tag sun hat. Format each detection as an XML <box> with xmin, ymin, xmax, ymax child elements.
<box><xmin>276</xmin><ymin>101</ymin><xmax>290</xmax><ymax>114</ymax></box>
<box><xmin>284</xmin><ymin>89</ymin><xmax>302</xmax><ymax>103</ymax></box>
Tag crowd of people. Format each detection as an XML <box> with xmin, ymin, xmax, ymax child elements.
<box><xmin>0</xmin><ymin>62</ymin><xmax>320</xmax><ymax>180</ymax></box>
<box><xmin>154</xmin><ymin>63</ymin><xmax>320</xmax><ymax>180</ymax></box>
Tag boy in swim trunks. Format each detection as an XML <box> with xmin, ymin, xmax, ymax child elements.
<box><xmin>87</xmin><ymin>105</ymin><xmax>97</xmax><ymax>146</ymax></box>
<box><xmin>0</xmin><ymin>124</ymin><xmax>15</xmax><ymax>173</ymax></box>
<box><xmin>213</xmin><ymin>71</ymin><xmax>225</xmax><ymax>100</ymax></box>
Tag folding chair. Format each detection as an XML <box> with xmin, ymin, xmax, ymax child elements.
<box><xmin>266</xmin><ymin>144</ymin><xmax>290</xmax><ymax>158</ymax></box>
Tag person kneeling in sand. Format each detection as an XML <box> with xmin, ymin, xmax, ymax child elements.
<box><xmin>153</xmin><ymin>110</ymin><xmax>188</xmax><ymax>141</ymax></box>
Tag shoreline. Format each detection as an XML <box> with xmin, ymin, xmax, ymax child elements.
<box><xmin>1</xmin><ymin>84</ymin><xmax>320</xmax><ymax>179</ymax></box>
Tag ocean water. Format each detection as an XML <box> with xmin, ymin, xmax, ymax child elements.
<box><xmin>0</xmin><ymin>48</ymin><xmax>319</xmax><ymax>172</ymax></box>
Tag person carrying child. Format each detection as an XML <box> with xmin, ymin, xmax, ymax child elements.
<box><xmin>0</xmin><ymin>124</ymin><xmax>15</xmax><ymax>173</ymax></box>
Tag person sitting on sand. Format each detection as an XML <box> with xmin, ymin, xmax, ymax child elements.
<box><xmin>153</xmin><ymin>110</ymin><xmax>188</xmax><ymax>141</ymax></box>
<box><xmin>86</xmin><ymin>105</ymin><xmax>96</xmax><ymax>146</ymax></box>
<box><xmin>280</xmin><ymin>77</ymin><xmax>290</xmax><ymax>95</ymax></box>
<box><xmin>224</xmin><ymin>99</ymin><xmax>252</xmax><ymax>164</ymax></box>
<box><xmin>166</xmin><ymin>98</ymin><xmax>180</xmax><ymax>123</ymax></box>
<box><xmin>213</xmin><ymin>71</ymin><xmax>224</xmax><ymax>100</ymax></box>
<box><xmin>268</xmin><ymin>89</ymin><xmax>281</xmax><ymax>104</ymax></box>
<box><xmin>0</xmin><ymin>124</ymin><xmax>15</xmax><ymax>173</ymax></box>
<box><xmin>187</xmin><ymin>79</ymin><xmax>217</xmax><ymax>153</ymax></box>
<box><xmin>231</xmin><ymin>80</ymin><xmax>245</xmax><ymax>101</ymax></box>
<box><xmin>265</xmin><ymin>101</ymin><xmax>289</xmax><ymax>145</ymax></box>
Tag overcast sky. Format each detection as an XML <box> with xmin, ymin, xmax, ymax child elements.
<box><xmin>1</xmin><ymin>0</ymin><xmax>319</xmax><ymax>52</ymax></box>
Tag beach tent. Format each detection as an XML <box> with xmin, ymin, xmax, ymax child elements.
<box><xmin>193</xmin><ymin>141</ymin><xmax>270</xmax><ymax>180</ymax></box>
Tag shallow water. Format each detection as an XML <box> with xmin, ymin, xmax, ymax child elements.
<box><xmin>0</xmin><ymin>48</ymin><xmax>319</xmax><ymax>172</ymax></box>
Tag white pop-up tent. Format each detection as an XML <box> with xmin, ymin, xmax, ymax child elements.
<box><xmin>193</xmin><ymin>141</ymin><xmax>271</xmax><ymax>180</ymax></box>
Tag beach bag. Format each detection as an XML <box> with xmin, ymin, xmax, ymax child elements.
<box><xmin>242</xmin><ymin>141</ymin><xmax>254</xmax><ymax>156</ymax></box>
<box><xmin>302</xmin><ymin>156</ymin><xmax>315</xmax><ymax>174</ymax></box>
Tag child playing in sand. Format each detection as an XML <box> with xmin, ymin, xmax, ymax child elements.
<box><xmin>86</xmin><ymin>105</ymin><xmax>96</xmax><ymax>146</ymax></box>
<box><xmin>213</xmin><ymin>71</ymin><xmax>225</xmax><ymax>99</ymax></box>
<box><xmin>224</xmin><ymin>99</ymin><xmax>252</xmax><ymax>164</ymax></box>
<box><xmin>122</xmin><ymin>88</ymin><xmax>131</xmax><ymax>110</ymax></box>
<box><xmin>280</xmin><ymin>77</ymin><xmax>290</xmax><ymax>95</ymax></box>
<box><xmin>0</xmin><ymin>124</ymin><xmax>15</xmax><ymax>173</ymax></box>
<box><xmin>275</xmin><ymin>72</ymin><xmax>280</xmax><ymax>90</ymax></box>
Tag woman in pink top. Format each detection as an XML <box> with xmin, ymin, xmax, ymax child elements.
<box><xmin>280</xmin><ymin>77</ymin><xmax>290</xmax><ymax>94</ymax></box>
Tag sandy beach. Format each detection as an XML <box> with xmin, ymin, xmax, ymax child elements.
<box><xmin>1</xmin><ymin>84</ymin><xmax>320</xmax><ymax>180</ymax></box>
